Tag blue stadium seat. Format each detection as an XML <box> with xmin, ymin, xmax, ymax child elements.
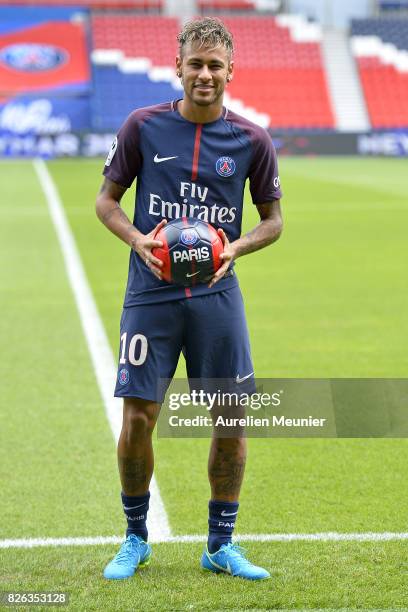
<box><xmin>91</xmin><ymin>66</ymin><xmax>181</xmax><ymax>130</ymax></box>
<box><xmin>378</xmin><ymin>0</ymin><xmax>408</xmax><ymax>10</ymax></box>
<box><xmin>351</xmin><ymin>18</ymin><xmax>408</xmax><ymax>51</ymax></box>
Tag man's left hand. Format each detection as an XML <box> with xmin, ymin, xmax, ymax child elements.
<box><xmin>208</xmin><ymin>228</ymin><xmax>235</xmax><ymax>288</ymax></box>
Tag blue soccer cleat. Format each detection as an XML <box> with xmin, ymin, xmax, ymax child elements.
<box><xmin>201</xmin><ymin>542</ymin><xmax>270</xmax><ymax>581</ymax></box>
<box><xmin>103</xmin><ymin>534</ymin><xmax>151</xmax><ymax>580</ymax></box>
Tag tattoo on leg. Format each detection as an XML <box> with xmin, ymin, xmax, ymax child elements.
<box><xmin>209</xmin><ymin>446</ymin><xmax>246</xmax><ymax>497</ymax></box>
<box><xmin>119</xmin><ymin>456</ymin><xmax>147</xmax><ymax>492</ymax></box>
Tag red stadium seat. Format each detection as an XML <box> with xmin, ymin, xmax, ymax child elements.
<box><xmin>92</xmin><ymin>15</ymin><xmax>178</xmax><ymax>65</ymax></box>
<box><xmin>357</xmin><ymin>58</ymin><xmax>408</xmax><ymax>128</ymax></box>
<box><xmin>0</xmin><ymin>0</ymin><xmax>162</xmax><ymax>8</ymax></box>
<box><xmin>351</xmin><ymin>19</ymin><xmax>408</xmax><ymax>128</ymax></box>
<box><xmin>223</xmin><ymin>17</ymin><xmax>334</xmax><ymax>128</ymax></box>
<box><xmin>198</xmin><ymin>0</ymin><xmax>255</xmax><ymax>10</ymax></box>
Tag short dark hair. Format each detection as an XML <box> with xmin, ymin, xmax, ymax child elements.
<box><xmin>177</xmin><ymin>17</ymin><xmax>234</xmax><ymax>58</ymax></box>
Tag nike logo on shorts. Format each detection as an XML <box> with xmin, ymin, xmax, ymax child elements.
<box><xmin>236</xmin><ymin>372</ymin><xmax>254</xmax><ymax>384</ymax></box>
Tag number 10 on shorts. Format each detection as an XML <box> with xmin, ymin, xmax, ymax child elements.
<box><xmin>119</xmin><ymin>333</ymin><xmax>148</xmax><ymax>366</ymax></box>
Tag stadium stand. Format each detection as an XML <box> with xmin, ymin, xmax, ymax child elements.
<box><xmin>378</xmin><ymin>0</ymin><xmax>408</xmax><ymax>11</ymax></box>
<box><xmin>350</xmin><ymin>18</ymin><xmax>408</xmax><ymax>128</ymax></box>
<box><xmin>91</xmin><ymin>15</ymin><xmax>178</xmax><ymax>65</ymax></box>
<box><xmin>222</xmin><ymin>16</ymin><xmax>334</xmax><ymax>128</ymax></box>
<box><xmin>91</xmin><ymin>68</ymin><xmax>180</xmax><ymax>129</ymax></box>
<box><xmin>198</xmin><ymin>0</ymin><xmax>281</xmax><ymax>12</ymax></box>
<box><xmin>90</xmin><ymin>16</ymin><xmax>180</xmax><ymax>129</ymax></box>
<box><xmin>90</xmin><ymin>14</ymin><xmax>335</xmax><ymax>130</ymax></box>
<box><xmin>0</xmin><ymin>0</ymin><xmax>162</xmax><ymax>8</ymax></box>
<box><xmin>198</xmin><ymin>0</ymin><xmax>256</xmax><ymax>11</ymax></box>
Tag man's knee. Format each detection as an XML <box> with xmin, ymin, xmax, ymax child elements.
<box><xmin>122</xmin><ymin>397</ymin><xmax>159</xmax><ymax>439</ymax></box>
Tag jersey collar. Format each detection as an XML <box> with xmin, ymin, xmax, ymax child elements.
<box><xmin>172</xmin><ymin>99</ymin><xmax>228</xmax><ymax>122</ymax></box>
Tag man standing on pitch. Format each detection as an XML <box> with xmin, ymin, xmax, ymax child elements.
<box><xmin>96</xmin><ymin>17</ymin><xmax>283</xmax><ymax>580</ymax></box>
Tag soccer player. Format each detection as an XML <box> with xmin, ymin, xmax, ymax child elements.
<box><xmin>96</xmin><ymin>17</ymin><xmax>282</xmax><ymax>581</ymax></box>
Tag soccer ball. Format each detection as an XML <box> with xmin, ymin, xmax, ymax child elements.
<box><xmin>152</xmin><ymin>217</ymin><xmax>224</xmax><ymax>287</ymax></box>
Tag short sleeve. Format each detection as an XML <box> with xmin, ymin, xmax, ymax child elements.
<box><xmin>103</xmin><ymin>112</ymin><xmax>142</xmax><ymax>188</ymax></box>
<box><xmin>249</xmin><ymin>129</ymin><xmax>282</xmax><ymax>204</ymax></box>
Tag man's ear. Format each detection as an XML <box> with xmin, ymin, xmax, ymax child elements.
<box><xmin>175</xmin><ymin>55</ymin><xmax>182</xmax><ymax>77</ymax></box>
<box><xmin>227</xmin><ymin>60</ymin><xmax>234</xmax><ymax>82</ymax></box>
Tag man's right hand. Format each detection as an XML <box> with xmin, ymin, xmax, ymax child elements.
<box><xmin>130</xmin><ymin>219</ymin><xmax>167</xmax><ymax>281</ymax></box>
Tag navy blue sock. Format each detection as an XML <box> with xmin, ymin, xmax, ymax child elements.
<box><xmin>121</xmin><ymin>491</ymin><xmax>150</xmax><ymax>541</ymax></box>
<box><xmin>207</xmin><ymin>500</ymin><xmax>239</xmax><ymax>554</ymax></box>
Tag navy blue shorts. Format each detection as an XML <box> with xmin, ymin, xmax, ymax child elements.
<box><xmin>114</xmin><ymin>286</ymin><xmax>254</xmax><ymax>403</ymax></box>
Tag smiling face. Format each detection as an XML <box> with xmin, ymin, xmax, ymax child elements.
<box><xmin>176</xmin><ymin>41</ymin><xmax>233</xmax><ymax>109</ymax></box>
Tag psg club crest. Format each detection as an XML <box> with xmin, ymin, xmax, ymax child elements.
<box><xmin>118</xmin><ymin>368</ymin><xmax>130</xmax><ymax>386</ymax></box>
<box><xmin>180</xmin><ymin>228</ymin><xmax>199</xmax><ymax>246</ymax></box>
<box><xmin>0</xmin><ymin>44</ymin><xmax>67</xmax><ymax>72</ymax></box>
<box><xmin>216</xmin><ymin>156</ymin><xmax>236</xmax><ymax>177</ymax></box>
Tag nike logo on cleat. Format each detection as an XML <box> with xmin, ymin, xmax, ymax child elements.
<box><xmin>154</xmin><ymin>154</ymin><xmax>178</xmax><ymax>163</ymax></box>
<box><xmin>236</xmin><ymin>372</ymin><xmax>254</xmax><ymax>384</ymax></box>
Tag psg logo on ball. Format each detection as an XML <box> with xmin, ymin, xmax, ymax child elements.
<box><xmin>180</xmin><ymin>228</ymin><xmax>199</xmax><ymax>246</ymax></box>
<box><xmin>152</xmin><ymin>218</ymin><xmax>223</xmax><ymax>287</ymax></box>
<box><xmin>118</xmin><ymin>368</ymin><xmax>130</xmax><ymax>385</ymax></box>
<box><xmin>216</xmin><ymin>156</ymin><xmax>236</xmax><ymax>177</ymax></box>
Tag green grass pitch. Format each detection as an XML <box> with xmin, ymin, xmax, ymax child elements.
<box><xmin>1</xmin><ymin>157</ymin><xmax>408</xmax><ymax>610</ymax></box>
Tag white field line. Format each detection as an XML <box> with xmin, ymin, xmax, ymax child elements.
<box><xmin>2</xmin><ymin>532</ymin><xmax>408</xmax><ymax>549</ymax></box>
<box><xmin>33</xmin><ymin>159</ymin><xmax>171</xmax><ymax>541</ymax></box>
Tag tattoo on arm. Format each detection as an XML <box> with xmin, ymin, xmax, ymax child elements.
<box><xmin>96</xmin><ymin>178</ymin><xmax>139</xmax><ymax>246</ymax></box>
<box><xmin>237</xmin><ymin>221</ymin><xmax>277</xmax><ymax>255</ymax></box>
<box><xmin>101</xmin><ymin>203</ymin><xmax>130</xmax><ymax>225</ymax></box>
<box><xmin>99</xmin><ymin>178</ymin><xmax>127</xmax><ymax>202</ymax></box>
<box><xmin>233</xmin><ymin>200</ymin><xmax>283</xmax><ymax>259</ymax></box>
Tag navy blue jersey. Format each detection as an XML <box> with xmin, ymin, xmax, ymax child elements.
<box><xmin>103</xmin><ymin>99</ymin><xmax>282</xmax><ymax>306</ymax></box>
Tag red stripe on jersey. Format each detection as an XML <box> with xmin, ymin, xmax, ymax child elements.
<box><xmin>185</xmin><ymin>287</ymin><xmax>192</xmax><ymax>298</ymax></box>
<box><xmin>191</xmin><ymin>124</ymin><xmax>202</xmax><ymax>181</ymax></box>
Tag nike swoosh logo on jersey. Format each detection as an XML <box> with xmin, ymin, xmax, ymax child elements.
<box><xmin>236</xmin><ymin>372</ymin><xmax>254</xmax><ymax>384</ymax></box>
<box><xmin>186</xmin><ymin>271</ymin><xmax>200</xmax><ymax>278</ymax></box>
<box><xmin>221</xmin><ymin>510</ymin><xmax>238</xmax><ymax>517</ymax></box>
<box><xmin>123</xmin><ymin>503</ymin><xmax>145</xmax><ymax>510</ymax></box>
<box><xmin>154</xmin><ymin>154</ymin><xmax>178</xmax><ymax>163</ymax></box>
